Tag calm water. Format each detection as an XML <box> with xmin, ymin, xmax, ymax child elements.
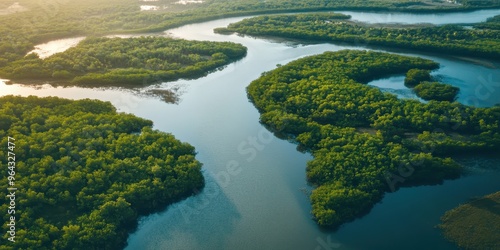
<box><xmin>368</xmin><ymin>56</ymin><xmax>500</xmax><ymax>107</ymax></box>
<box><xmin>1</xmin><ymin>10</ymin><xmax>499</xmax><ymax>250</ymax></box>
<box><xmin>338</xmin><ymin>9</ymin><xmax>500</xmax><ymax>24</ymax></box>
<box><xmin>27</xmin><ymin>37</ymin><xmax>86</xmax><ymax>59</ymax></box>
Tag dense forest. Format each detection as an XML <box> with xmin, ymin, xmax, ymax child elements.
<box><xmin>215</xmin><ymin>13</ymin><xmax>500</xmax><ymax>59</ymax></box>
<box><xmin>404</xmin><ymin>68</ymin><xmax>432</xmax><ymax>87</ymax></box>
<box><xmin>1</xmin><ymin>0</ymin><xmax>499</xmax><ymax>247</ymax></box>
<box><xmin>403</xmin><ymin>69</ymin><xmax>461</xmax><ymax>101</ymax></box>
<box><xmin>474</xmin><ymin>14</ymin><xmax>500</xmax><ymax>30</ymax></box>
<box><xmin>413</xmin><ymin>82</ymin><xmax>460</xmax><ymax>102</ymax></box>
<box><xmin>0</xmin><ymin>96</ymin><xmax>204</xmax><ymax>249</ymax></box>
<box><xmin>438</xmin><ymin>191</ymin><xmax>500</xmax><ymax>250</ymax></box>
<box><xmin>0</xmin><ymin>0</ymin><xmax>498</xmax><ymax>70</ymax></box>
<box><xmin>246</xmin><ymin>50</ymin><xmax>500</xmax><ymax>226</ymax></box>
<box><xmin>0</xmin><ymin>37</ymin><xmax>247</xmax><ymax>86</ymax></box>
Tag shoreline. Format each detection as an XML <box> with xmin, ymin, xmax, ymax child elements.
<box><xmin>452</xmin><ymin>56</ymin><xmax>499</xmax><ymax>69</ymax></box>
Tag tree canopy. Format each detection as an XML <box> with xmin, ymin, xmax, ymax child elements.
<box><xmin>404</xmin><ymin>68</ymin><xmax>431</xmax><ymax>87</ymax></box>
<box><xmin>474</xmin><ymin>14</ymin><xmax>500</xmax><ymax>30</ymax></box>
<box><xmin>0</xmin><ymin>37</ymin><xmax>247</xmax><ymax>86</ymax></box>
<box><xmin>215</xmin><ymin>13</ymin><xmax>500</xmax><ymax>59</ymax></box>
<box><xmin>0</xmin><ymin>0</ymin><xmax>498</xmax><ymax>70</ymax></box>
<box><xmin>413</xmin><ymin>81</ymin><xmax>460</xmax><ymax>102</ymax></box>
<box><xmin>0</xmin><ymin>95</ymin><xmax>204</xmax><ymax>249</ymax></box>
<box><xmin>246</xmin><ymin>50</ymin><xmax>500</xmax><ymax>227</ymax></box>
<box><xmin>438</xmin><ymin>191</ymin><xmax>500</xmax><ymax>250</ymax></box>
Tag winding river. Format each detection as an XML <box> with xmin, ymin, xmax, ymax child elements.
<box><xmin>1</xmin><ymin>9</ymin><xmax>499</xmax><ymax>250</ymax></box>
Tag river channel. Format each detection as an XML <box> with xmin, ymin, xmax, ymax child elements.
<box><xmin>0</xmin><ymin>9</ymin><xmax>499</xmax><ymax>250</ymax></box>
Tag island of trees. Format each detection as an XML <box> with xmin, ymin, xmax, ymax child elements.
<box><xmin>413</xmin><ymin>82</ymin><xmax>460</xmax><ymax>102</ymax></box>
<box><xmin>215</xmin><ymin>13</ymin><xmax>500</xmax><ymax>59</ymax></box>
<box><xmin>0</xmin><ymin>37</ymin><xmax>247</xmax><ymax>86</ymax></box>
<box><xmin>404</xmin><ymin>69</ymin><xmax>460</xmax><ymax>101</ymax></box>
<box><xmin>438</xmin><ymin>191</ymin><xmax>500</xmax><ymax>250</ymax></box>
<box><xmin>246</xmin><ymin>50</ymin><xmax>500</xmax><ymax>227</ymax></box>
<box><xmin>404</xmin><ymin>69</ymin><xmax>432</xmax><ymax>87</ymax></box>
<box><xmin>0</xmin><ymin>95</ymin><xmax>204</xmax><ymax>249</ymax></box>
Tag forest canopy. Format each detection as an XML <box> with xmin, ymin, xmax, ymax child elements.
<box><xmin>474</xmin><ymin>14</ymin><xmax>500</xmax><ymax>30</ymax></box>
<box><xmin>0</xmin><ymin>0</ymin><xmax>498</xmax><ymax>70</ymax></box>
<box><xmin>413</xmin><ymin>81</ymin><xmax>460</xmax><ymax>102</ymax></box>
<box><xmin>438</xmin><ymin>191</ymin><xmax>500</xmax><ymax>250</ymax></box>
<box><xmin>215</xmin><ymin>13</ymin><xmax>500</xmax><ymax>59</ymax></box>
<box><xmin>404</xmin><ymin>68</ymin><xmax>432</xmax><ymax>87</ymax></box>
<box><xmin>246</xmin><ymin>50</ymin><xmax>500</xmax><ymax>227</ymax></box>
<box><xmin>0</xmin><ymin>95</ymin><xmax>204</xmax><ymax>249</ymax></box>
<box><xmin>0</xmin><ymin>37</ymin><xmax>247</xmax><ymax>86</ymax></box>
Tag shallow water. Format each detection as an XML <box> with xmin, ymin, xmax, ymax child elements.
<box><xmin>27</xmin><ymin>37</ymin><xmax>86</xmax><ymax>59</ymax></box>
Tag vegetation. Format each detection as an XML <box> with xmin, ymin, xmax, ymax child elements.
<box><xmin>413</xmin><ymin>81</ymin><xmax>460</xmax><ymax>101</ymax></box>
<box><xmin>215</xmin><ymin>13</ymin><xmax>500</xmax><ymax>59</ymax></box>
<box><xmin>0</xmin><ymin>95</ymin><xmax>204</xmax><ymax>249</ymax></box>
<box><xmin>404</xmin><ymin>68</ymin><xmax>432</xmax><ymax>87</ymax></box>
<box><xmin>0</xmin><ymin>0</ymin><xmax>498</xmax><ymax>246</ymax></box>
<box><xmin>474</xmin><ymin>14</ymin><xmax>500</xmax><ymax>30</ymax></box>
<box><xmin>438</xmin><ymin>191</ymin><xmax>500</xmax><ymax>250</ymax></box>
<box><xmin>0</xmin><ymin>0</ymin><xmax>499</xmax><ymax>70</ymax></box>
<box><xmin>0</xmin><ymin>37</ymin><xmax>246</xmax><ymax>86</ymax></box>
<box><xmin>404</xmin><ymin>69</ymin><xmax>460</xmax><ymax>102</ymax></box>
<box><xmin>246</xmin><ymin>50</ymin><xmax>500</xmax><ymax>227</ymax></box>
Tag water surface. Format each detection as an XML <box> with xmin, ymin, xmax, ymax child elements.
<box><xmin>1</xmin><ymin>9</ymin><xmax>499</xmax><ymax>250</ymax></box>
<box><xmin>338</xmin><ymin>9</ymin><xmax>500</xmax><ymax>24</ymax></box>
<box><xmin>27</xmin><ymin>37</ymin><xmax>86</xmax><ymax>59</ymax></box>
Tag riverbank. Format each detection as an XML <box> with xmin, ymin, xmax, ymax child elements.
<box><xmin>1</xmin><ymin>0</ymin><xmax>499</xmax><ymax>66</ymax></box>
<box><xmin>215</xmin><ymin>13</ymin><xmax>500</xmax><ymax>60</ymax></box>
<box><xmin>0</xmin><ymin>95</ymin><xmax>205</xmax><ymax>249</ymax></box>
<box><xmin>1</xmin><ymin>8</ymin><xmax>499</xmax><ymax>250</ymax></box>
<box><xmin>0</xmin><ymin>37</ymin><xmax>247</xmax><ymax>87</ymax></box>
<box><xmin>246</xmin><ymin>49</ymin><xmax>500</xmax><ymax>227</ymax></box>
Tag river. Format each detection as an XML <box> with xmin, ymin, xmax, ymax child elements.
<box><xmin>1</xmin><ymin>9</ymin><xmax>499</xmax><ymax>250</ymax></box>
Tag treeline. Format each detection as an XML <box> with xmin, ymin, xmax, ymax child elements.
<box><xmin>0</xmin><ymin>37</ymin><xmax>247</xmax><ymax>86</ymax></box>
<box><xmin>0</xmin><ymin>95</ymin><xmax>204</xmax><ymax>249</ymax></box>
<box><xmin>215</xmin><ymin>13</ymin><xmax>500</xmax><ymax>59</ymax></box>
<box><xmin>474</xmin><ymin>14</ymin><xmax>500</xmax><ymax>30</ymax></box>
<box><xmin>246</xmin><ymin>50</ymin><xmax>500</xmax><ymax>227</ymax></box>
<box><xmin>0</xmin><ymin>0</ymin><xmax>138</xmax><ymax>67</ymax></box>
<box><xmin>1</xmin><ymin>0</ymin><xmax>498</xmax><ymax>69</ymax></box>
<box><xmin>459</xmin><ymin>0</ymin><xmax>500</xmax><ymax>7</ymax></box>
